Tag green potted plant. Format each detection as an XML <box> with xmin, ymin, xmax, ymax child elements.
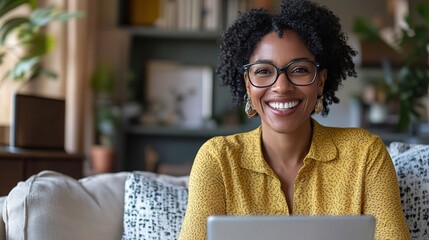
<box><xmin>0</xmin><ymin>0</ymin><xmax>81</xmax><ymax>84</ymax></box>
<box><xmin>90</xmin><ymin>64</ymin><xmax>120</xmax><ymax>174</ymax></box>
<box><xmin>354</xmin><ymin>2</ymin><xmax>429</xmax><ymax>132</ymax></box>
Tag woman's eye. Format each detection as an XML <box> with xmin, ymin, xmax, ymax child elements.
<box><xmin>254</xmin><ymin>68</ymin><xmax>274</xmax><ymax>75</ymax></box>
<box><xmin>291</xmin><ymin>67</ymin><xmax>310</xmax><ymax>74</ymax></box>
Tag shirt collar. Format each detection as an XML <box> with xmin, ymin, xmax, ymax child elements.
<box><xmin>239</xmin><ymin>119</ymin><xmax>338</xmax><ymax>174</ymax></box>
<box><xmin>306</xmin><ymin>119</ymin><xmax>338</xmax><ymax>162</ymax></box>
<box><xmin>239</xmin><ymin>126</ymin><xmax>275</xmax><ymax>175</ymax></box>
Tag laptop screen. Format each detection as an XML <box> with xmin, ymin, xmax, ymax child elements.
<box><xmin>207</xmin><ymin>215</ymin><xmax>375</xmax><ymax>240</ymax></box>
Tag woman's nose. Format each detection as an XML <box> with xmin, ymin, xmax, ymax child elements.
<box><xmin>272</xmin><ymin>72</ymin><xmax>294</xmax><ymax>92</ymax></box>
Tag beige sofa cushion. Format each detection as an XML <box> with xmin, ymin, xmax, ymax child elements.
<box><xmin>3</xmin><ymin>170</ymin><xmax>128</xmax><ymax>240</ymax></box>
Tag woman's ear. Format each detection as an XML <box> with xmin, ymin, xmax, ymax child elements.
<box><xmin>244</xmin><ymin>73</ymin><xmax>251</xmax><ymax>93</ymax></box>
<box><xmin>318</xmin><ymin>69</ymin><xmax>327</xmax><ymax>92</ymax></box>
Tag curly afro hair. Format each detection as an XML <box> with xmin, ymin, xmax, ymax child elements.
<box><xmin>216</xmin><ymin>0</ymin><xmax>357</xmax><ymax>116</ymax></box>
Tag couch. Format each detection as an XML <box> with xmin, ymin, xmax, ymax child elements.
<box><xmin>0</xmin><ymin>141</ymin><xmax>428</xmax><ymax>240</ymax></box>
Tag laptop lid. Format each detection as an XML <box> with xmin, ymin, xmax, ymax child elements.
<box><xmin>207</xmin><ymin>215</ymin><xmax>375</xmax><ymax>240</ymax></box>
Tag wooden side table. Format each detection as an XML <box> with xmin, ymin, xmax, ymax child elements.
<box><xmin>0</xmin><ymin>146</ymin><xmax>83</xmax><ymax>196</ymax></box>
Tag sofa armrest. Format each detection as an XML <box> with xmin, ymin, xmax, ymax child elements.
<box><xmin>3</xmin><ymin>170</ymin><xmax>128</xmax><ymax>240</ymax></box>
<box><xmin>0</xmin><ymin>196</ymin><xmax>5</xmax><ymax>240</ymax></box>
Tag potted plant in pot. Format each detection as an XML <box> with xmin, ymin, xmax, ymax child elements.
<box><xmin>90</xmin><ymin>64</ymin><xmax>120</xmax><ymax>174</ymax></box>
<box><xmin>353</xmin><ymin>2</ymin><xmax>429</xmax><ymax>132</ymax></box>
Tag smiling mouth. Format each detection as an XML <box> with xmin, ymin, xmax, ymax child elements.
<box><xmin>268</xmin><ymin>101</ymin><xmax>299</xmax><ymax>110</ymax></box>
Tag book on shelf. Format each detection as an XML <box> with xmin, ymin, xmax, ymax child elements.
<box><xmin>226</xmin><ymin>0</ymin><xmax>248</xmax><ymax>27</ymax></box>
<box><xmin>145</xmin><ymin>60</ymin><xmax>213</xmax><ymax>129</ymax></box>
<box><xmin>129</xmin><ymin>0</ymin><xmax>161</xmax><ymax>25</ymax></box>
<box><xmin>160</xmin><ymin>0</ymin><xmax>177</xmax><ymax>29</ymax></box>
<box><xmin>202</xmin><ymin>0</ymin><xmax>222</xmax><ymax>30</ymax></box>
<box><xmin>191</xmin><ymin>0</ymin><xmax>202</xmax><ymax>30</ymax></box>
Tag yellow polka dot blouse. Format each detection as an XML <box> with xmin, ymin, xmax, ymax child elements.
<box><xmin>179</xmin><ymin>120</ymin><xmax>410</xmax><ymax>240</ymax></box>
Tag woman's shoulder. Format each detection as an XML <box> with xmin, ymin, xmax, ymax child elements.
<box><xmin>329</xmin><ymin>126</ymin><xmax>377</xmax><ymax>138</ymax></box>
<box><xmin>203</xmin><ymin>126</ymin><xmax>260</xmax><ymax>148</ymax></box>
<box><xmin>315</xmin><ymin>121</ymin><xmax>383</xmax><ymax>146</ymax></box>
<box><xmin>196</xmin><ymin>127</ymin><xmax>261</xmax><ymax>162</ymax></box>
<box><xmin>194</xmin><ymin>127</ymin><xmax>261</xmax><ymax>169</ymax></box>
<box><xmin>313</xmin><ymin>123</ymin><xmax>389</xmax><ymax>166</ymax></box>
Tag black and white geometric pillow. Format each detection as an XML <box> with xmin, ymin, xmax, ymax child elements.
<box><xmin>122</xmin><ymin>172</ymin><xmax>188</xmax><ymax>240</ymax></box>
<box><xmin>388</xmin><ymin>142</ymin><xmax>429</xmax><ymax>239</ymax></box>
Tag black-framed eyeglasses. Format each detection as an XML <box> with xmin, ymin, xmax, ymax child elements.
<box><xmin>243</xmin><ymin>59</ymin><xmax>320</xmax><ymax>88</ymax></box>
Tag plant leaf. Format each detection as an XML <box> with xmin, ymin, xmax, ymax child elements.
<box><xmin>29</xmin><ymin>7</ymin><xmax>83</xmax><ymax>27</ymax></box>
<box><xmin>417</xmin><ymin>2</ymin><xmax>429</xmax><ymax>26</ymax></box>
<box><xmin>0</xmin><ymin>17</ymin><xmax>29</xmax><ymax>44</ymax></box>
<box><xmin>30</xmin><ymin>7</ymin><xmax>59</xmax><ymax>27</ymax></box>
<box><xmin>27</xmin><ymin>64</ymin><xmax>41</xmax><ymax>80</ymax></box>
<box><xmin>353</xmin><ymin>17</ymin><xmax>380</xmax><ymax>40</ymax></box>
<box><xmin>26</xmin><ymin>33</ymin><xmax>56</xmax><ymax>56</ymax></box>
<box><xmin>10</xmin><ymin>56</ymin><xmax>40</xmax><ymax>80</ymax></box>
<box><xmin>0</xmin><ymin>52</ymin><xmax>5</xmax><ymax>65</ymax></box>
<box><xmin>91</xmin><ymin>64</ymin><xmax>116</xmax><ymax>94</ymax></box>
<box><xmin>39</xmin><ymin>68</ymin><xmax>58</xmax><ymax>79</ymax></box>
<box><xmin>0</xmin><ymin>0</ymin><xmax>31</xmax><ymax>18</ymax></box>
<box><xmin>0</xmin><ymin>0</ymin><xmax>81</xmax><ymax>84</ymax></box>
<box><xmin>55</xmin><ymin>11</ymin><xmax>84</xmax><ymax>22</ymax></box>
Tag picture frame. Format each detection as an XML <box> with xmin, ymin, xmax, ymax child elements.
<box><xmin>145</xmin><ymin>60</ymin><xmax>213</xmax><ymax>128</ymax></box>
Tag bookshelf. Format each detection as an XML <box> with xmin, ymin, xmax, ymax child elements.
<box><xmin>124</xmin><ymin>125</ymin><xmax>256</xmax><ymax>172</ymax></box>
<box><xmin>118</xmin><ymin>0</ymin><xmax>256</xmax><ymax>173</ymax></box>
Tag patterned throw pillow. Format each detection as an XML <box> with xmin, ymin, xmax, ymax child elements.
<box><xmin>388</xmin><ymin>142</ymin><xmax>429</xmax><ymax>239</ymax></box>
<box><xmin>122</xmin><ymin>172</ymin><xmax>189</xmax><ymax>240</ymax></box>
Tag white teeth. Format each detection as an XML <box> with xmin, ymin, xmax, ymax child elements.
<box><xmin>269</xmin><ymin>101</ymin><xmax>299</xmax><ymax>110</ymax></box>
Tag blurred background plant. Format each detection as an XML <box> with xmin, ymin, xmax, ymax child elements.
<box><xmin>0</xmin><ymin>0</ymin><xmax>82</xmax><ymax>86</ymax></box>
<box><xmin>354</xmin><ymin>1</ymin><xmax>429</xmax><ymax>131</ymax></box>
<box><xmin>89</xmin><ymin>63</ymin><xmax>121</xmax><ymax>174</ymax></box>
<box><xmin>90</xmin><ymin>63</ymin><xmax>120</xmax><ymax>149</ymax></box>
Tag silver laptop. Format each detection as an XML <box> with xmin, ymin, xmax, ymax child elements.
<box><xmin>207</xmin><ymin>215</ymin><xmax>375</xmax><ymax>240</ymax></box>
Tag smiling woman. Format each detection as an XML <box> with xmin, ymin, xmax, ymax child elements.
<box><xmin>178</xmin><ymin>0</ymin><xmax>411</xmax><ymax>239</ymax></box>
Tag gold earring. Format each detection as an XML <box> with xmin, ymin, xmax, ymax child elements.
<box><xmin>315</xmin><ymin>95</ymin><xmax>324</xmax><ymax>114</ymax></box>
<box><xmin>245</xmin><ymin>94</ymin><xmax>257</xmax><ymax>118</ymax></box>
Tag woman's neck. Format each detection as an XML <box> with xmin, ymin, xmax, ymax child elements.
<box><xmin>261</xmin><ymin>119</ymin><xmax>313</xmax><ymax>168</ymax></box>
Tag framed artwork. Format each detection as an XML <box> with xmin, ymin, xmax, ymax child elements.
<box><xmin>145</xmin><ymin>60</ymin><xmax>213</xmax><ymax>128</ymax></box>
